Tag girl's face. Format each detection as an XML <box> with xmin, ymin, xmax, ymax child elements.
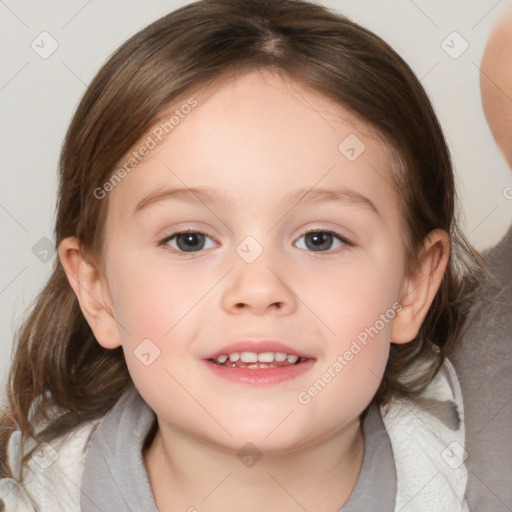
<box><xmin>99</xmin><ymin>69</ymin><xmax>410</xmax><ymax>452</ymax></box>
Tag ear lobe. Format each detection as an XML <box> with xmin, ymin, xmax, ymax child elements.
<box><xmin>58</xmin><ymin>236</ymin><xmax>121</xmax><ymax>349</ymax></box>
<box><xmin>391</xmin><ymin>229</ymin><xmax>450</xmax><ymax>344</ymax></box>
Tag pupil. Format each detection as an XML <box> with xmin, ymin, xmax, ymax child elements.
<box><xmin>177</xmin><ymin>233</ymin><xmax>204</xmax><ymax>252</ymax></box>
<box><xmin>306</xmin><ymin>232</ymin><xmax>332</xmax><ymax>251</ymax></box>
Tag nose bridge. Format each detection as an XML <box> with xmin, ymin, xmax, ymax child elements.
<box><xmin>220</xmin><ymin>232</ymin><xmax>296</xmax><ymax>314</ymax></box>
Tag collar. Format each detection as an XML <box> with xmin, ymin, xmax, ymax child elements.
<box><xmin>80</xmin><ymin>385</ymin><xmax>395</xmax><ymax>512</ymax></box>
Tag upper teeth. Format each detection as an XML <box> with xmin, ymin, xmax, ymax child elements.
<box><xmin>216</xmin><ymin>352</ymin><xmax>300</xmax><ymax>364</ymax></box>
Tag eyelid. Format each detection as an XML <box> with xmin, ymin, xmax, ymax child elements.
<box><xmin>158</xmin><ymin>226</ymin><xmax>218</xmax><ymax>245</ymax></box>
<box><xmin>297</xmin><ymin>225</ymin><xmax>353</xmax><ymax>246</ymax></box>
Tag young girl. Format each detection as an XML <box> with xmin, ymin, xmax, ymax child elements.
<box><xmin>0</xmin><ymin>0</ymin><xmax>482</xmax><ymax>510</ymax></box>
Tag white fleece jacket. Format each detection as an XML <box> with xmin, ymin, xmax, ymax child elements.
<box><xmin>0</xmin><ymin>358</ymin><xmax>469</xmax><ymax>511</ymax></box>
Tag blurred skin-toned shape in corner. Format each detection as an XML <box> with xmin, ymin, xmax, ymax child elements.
<box><xmin>480</xmin><ymin>7</ymin><xmax>512</xmax><ymax>170</ymax></box>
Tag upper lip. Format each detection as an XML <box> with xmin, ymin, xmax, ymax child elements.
<box><xmin>203</xmin><ymin>340</ymin><xmax>315</xmax><ymax>360</ymax></box>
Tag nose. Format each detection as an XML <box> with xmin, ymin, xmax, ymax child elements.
<box><xmin>220</xmin><ymin>253</ymin><xmax>297</xmax><ymax>316</ymax></box>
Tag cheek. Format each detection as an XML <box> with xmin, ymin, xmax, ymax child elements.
<box><xmin>300</xmin><ymin>256</ymin><xmax>400</xmax><ymax>400</ymax></box>
<box><xmin>107</xmin><ymin>253</ymin><xmax>202</xmax><ymax>340</ymax></box>
<box><xmin>304</xmin><ymin>254</ymin><xmax>401</xmax><ymax>344</ymax></box>
<box><xmin>297</xmin><ymin>284</ymin><xmax>395</xmax><ymax>430</ymax></box>
<box><xmin>107</xmin><ymin>256</ymin><xmax>201</xmax><ymax>407</ymax></box>
<box><xmin>105</xmin><ymin>250</ymin><xmax>221</xmax><ymax>369</ymax></box>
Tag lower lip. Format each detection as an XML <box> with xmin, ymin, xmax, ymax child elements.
<box><xmin>202</xmin><ymin>358</ymin><xmax>316</xmax><ymax>385</ymax></box>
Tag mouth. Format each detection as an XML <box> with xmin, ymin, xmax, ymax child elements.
<box><xmin>208</xmin><ymin>351</ymin><xmax>309</xmax><ymax>369</ymax></box>
<box><xmin>203</xmin><ymin>348</ymin><xmax>316</xmax><ymax>385</ymax></box>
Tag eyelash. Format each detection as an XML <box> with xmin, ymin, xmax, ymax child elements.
<box><xmin>158</xmin><ymin>227</ymin><xmax>353</xmax><ymax>256</ymax></box>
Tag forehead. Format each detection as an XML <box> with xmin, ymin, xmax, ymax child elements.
<box><xmin>108</xmin><ymin>68</ymin><xmax>398</xmax><ymax>218</ymax></box>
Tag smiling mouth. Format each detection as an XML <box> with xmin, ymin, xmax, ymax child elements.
<box><xmin>208</xmin><ymin>352</ymin><xmax>309</xmax><ymax>369</ymax></box>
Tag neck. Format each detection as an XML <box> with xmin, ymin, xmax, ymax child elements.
<box><xmin>144</xmin><ymin>419</ymin><xmax>364</xmax><ymax>512</ymax></box>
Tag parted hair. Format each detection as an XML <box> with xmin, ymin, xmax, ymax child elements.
<box><xmin>1</xmin><ymin>0</ymin><xmax>482</xmax><ymax>480</ymax></box>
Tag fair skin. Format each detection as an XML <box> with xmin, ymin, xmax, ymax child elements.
<box><xmin>480</xmin><ymin>7</ymin><xmax>512</xmax><ymax>169</ymax></box>
<box><xmin>59</xmin><ymin>69</ymin><xmax>449</xmax><ymax>512</ymax></box>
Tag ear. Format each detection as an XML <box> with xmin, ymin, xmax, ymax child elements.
<box><xmin>391</xmin><ymin>229</ymin><xmax>450</xmax><ymax>344</ymax></box>
<box><xmin>58</xmin><ymin>237</ymin><xmax>121</xmax><ymax>349</ymax></box>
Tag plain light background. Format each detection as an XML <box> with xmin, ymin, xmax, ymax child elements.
<box><xmin>1</xmin><ymin>0</ymin><xmax>512</xmax><ymax>395</ymax></box>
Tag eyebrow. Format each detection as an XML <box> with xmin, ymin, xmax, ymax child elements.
<box><xmin>133</xmin><ymin>186</ymin><xmax>235</xmax><ymax>214</ymax></box>
<box><xmin>133</xmin><ymin>185</ymin><xmax>379</xmax><ymax>216</ymax></box>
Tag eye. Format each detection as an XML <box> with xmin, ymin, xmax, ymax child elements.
<box><xmin>159</xmin><ymin>229</ymin><xmax>217</xmax><ymax>254</ymax></box>
<box><xmin>159</xmin><ymin>228</ymin><xmax>352</xmax><ymax>255</ymax></box>
<box><xmin>294</xmin><ymin>229</ymin><xmax>351</xmax><ymax>252</ymax></box>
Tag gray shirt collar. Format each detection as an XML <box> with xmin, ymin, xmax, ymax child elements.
<box><xmin>80</xmin><ymin>385</ymin><xmax>395</xmax><ymax>511</ymax></box>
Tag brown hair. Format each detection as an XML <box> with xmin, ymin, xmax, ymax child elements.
<box><xmin>1</xmin><ymin>0</ymin><xmax>483</xmax><ymax>480</ymax></box>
